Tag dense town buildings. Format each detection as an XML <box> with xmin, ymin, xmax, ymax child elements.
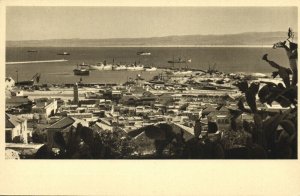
<box><xmin>4</xmin><ymin>70</ymin><xmax>293</xmax><ymax>158</ymax></box>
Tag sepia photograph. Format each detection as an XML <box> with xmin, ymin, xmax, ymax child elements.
<box><xmin>4</xmin><ymin>5</ymin><xmax>298</xmax><ymax>160</ymax></box>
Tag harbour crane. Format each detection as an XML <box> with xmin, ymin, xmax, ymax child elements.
<box><xmin>15</xmin><ymin>72</ymin><xmax>41</xmax><ymax>86</ymax></box>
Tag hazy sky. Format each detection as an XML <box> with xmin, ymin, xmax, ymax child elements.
<box><xmin>6</xmin><ymin>6</ymin><xmax>298</xmax><ymax>41</ymax></box>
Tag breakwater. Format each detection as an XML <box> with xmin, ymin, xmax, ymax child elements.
<box><xmin>6</xmin><ymin>59</ymin><xmax>68</xmax><ymax>65</ymax></box>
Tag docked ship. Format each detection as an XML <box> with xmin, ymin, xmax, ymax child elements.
<box><xmin>89</xmin><ymin>62</ymin><xmax>105</xmax><ymax>70</ymax></box>
<box><xmin>73</xmin><ymin>63</ymin><xmax>90</xmax><ymax>76</ymax></box>
<box><xmin>73</xmin><ymin>67</ymin><xmax>90</xmax><ymax>76</ymax></box>
<box><xmin>144</xmin><ymin>66</ymin><xmax>157</xmax><ymax>71</ymax></box>
<box><xmin>126</xmin><ymin>63</ymin><xmax>144</xmax><ymax>71</ymax></box>
<box><xmin>102</xmin><ymin>65</ymin><xmax>113</xmax><ymax>71</ymax></box>
<box><xmin>89</xmin><ymin>60</ymin><xmax>113</xmax><ymax>71</ymax></box>
<box><xmin>137</xmin><ymin>51</ymin><xmax>151</xmax><ymax>56</ymax></box>
<box><xmin>113</xmin><ymin>64</ymin><xmax>128</xmax><ymax>71</ymax></box>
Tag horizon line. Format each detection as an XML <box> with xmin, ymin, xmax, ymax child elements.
<box><xmin>5</xmin><ymin>45</ymin><xmax>274</xmax><ymax>48</ymax></box>
<box><xmin>6</xmin><ymin>30</ymin><xmax>293</xmax><ymax>42</ymax></box>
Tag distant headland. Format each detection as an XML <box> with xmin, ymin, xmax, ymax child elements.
<box><xmin>6</xmin><ymin>31</ymin><xmax>297</xmax><ymax>47</ymax></box>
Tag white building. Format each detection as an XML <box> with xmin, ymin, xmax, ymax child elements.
<box><xmin>5</xmin><ymin>113</ymin><xmax>32</xmax><ymax>144</ymax></box>
<box><xmin>32</xmin><ymin>98</ymin><xmax>58</xmax><ymax>119</ymax></box>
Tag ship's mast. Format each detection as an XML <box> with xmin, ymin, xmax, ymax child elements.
<box><xmin>16</xmin><ymin>70</ymin><xmax>18</xmax><ymax>83</ymax></box>
<box><xmin>172</xmin><ymin>55</ymin><xmax>175</xmax><ymax>68</ymax></box>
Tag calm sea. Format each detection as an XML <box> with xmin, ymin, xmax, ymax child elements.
<box><xmin>6</xmin><ymin>47</ymin><xmax>290</xmax><ymax>84</ymax></box>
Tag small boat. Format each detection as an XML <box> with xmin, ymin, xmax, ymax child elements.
<box><xmin>57</xmin><ymin>52</ymin><xmax>70</xmax><ymax>55</ymax></box>
<box><xmin>137</xmin><ymin>51</ymin><xmax>151</xmax><ymax>56</ymax></box>
<box><xmin>27</xmin><ymin>50</ymin><xmax>38</xmax><ymax>53</ymax></box>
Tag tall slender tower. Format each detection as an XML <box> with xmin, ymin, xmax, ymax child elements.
<box><xmin>73</xmin><ymin>83</ymin><xmax>79</xmax><ymax>105</ymax></box>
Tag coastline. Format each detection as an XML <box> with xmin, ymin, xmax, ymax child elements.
<box><xmin>5</xmin><ymin>45</ymin><xmax>273</xmax><ymax>48</ymax></box>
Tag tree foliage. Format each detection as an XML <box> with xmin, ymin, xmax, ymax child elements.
<box><xmin>234</xmin><ymin>28</ymin><xmax>298</xmax><ymax>159</ymax></box>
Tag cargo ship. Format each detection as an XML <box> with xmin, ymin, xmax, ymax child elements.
<box><xmin>73</xmin><ymin>63</ymin><xmax>90</xmax><ymax>76</ymax></box>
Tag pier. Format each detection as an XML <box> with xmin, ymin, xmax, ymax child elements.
<box><xmin>6</xmin><ymin>59</ymin><xmax>68</xmax><ymax>65</ymax></box>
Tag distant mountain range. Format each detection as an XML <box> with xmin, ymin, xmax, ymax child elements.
<box><xmin>6</xmin><ymin>32</ymin><xmax>297</xmax><ymax>47</ymax></box>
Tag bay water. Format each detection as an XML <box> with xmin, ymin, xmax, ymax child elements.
<box><xmin>6</xmin><ymin>47</ymin><xmax>290</xmax><ymax>84</ymax></box>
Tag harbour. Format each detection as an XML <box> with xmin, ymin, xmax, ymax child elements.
<box><xmin>6</xmin><ymin>46</ymin><xmax>289</xmax><ymax>84</ymax></box>
<box><xmin>2</xmin><ymin>4</ymin><xmax>299</xmax><ymax>196</ymax></box>
<box><xmin>5</xmin><ymin>7</ymin><xmax>297</xmax><ymax>162</ymax></box>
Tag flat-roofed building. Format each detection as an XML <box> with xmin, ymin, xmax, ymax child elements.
<box><xmin>32</xmin><ymin>98</ymin><xmax>57</xmax><ymax>119</ymax></box>
<box><xmin>5</xmin><ymin>113</ymin><xmax>32</xmax><ymax>144</ymax></box>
